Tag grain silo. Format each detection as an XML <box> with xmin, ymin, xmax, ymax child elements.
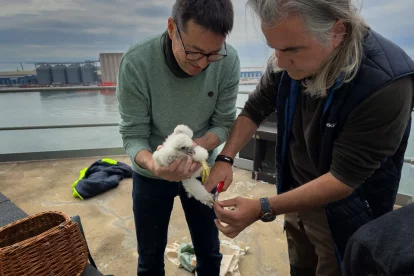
<box><xmin>81</xmin><ymin>63</ymin><xmax>96</xmax><ymax>84</ymax></box>
<box><xmin>66</xmin><ymin>64</ymin><xmax>82</xmax><ymax>84</ymax></box>
<box><xmin>52</xmin><ymin>64</ymin><xmax>67</xmax><ymax>84</ymax></box>
<box><xmin>36</xmin><ymin>64</ymin><xmax>53</xmax><ymax>85</ymax></box>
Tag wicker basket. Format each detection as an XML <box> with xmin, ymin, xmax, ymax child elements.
<box><xmin>0</xmin><ymin>211</ymin><xmax>89</xmax><ymax>276</ymax></box>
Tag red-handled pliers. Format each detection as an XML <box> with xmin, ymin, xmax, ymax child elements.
<box><xmin>214</xmin><ymin>181</ymin><xmax>224</xmax><ymax>202</ymax></box>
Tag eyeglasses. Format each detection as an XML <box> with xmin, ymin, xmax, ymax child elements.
<box><xmin>176</xmin><ymin>26</ymin><xmax>227</xmax><ymax>62</ymax></box>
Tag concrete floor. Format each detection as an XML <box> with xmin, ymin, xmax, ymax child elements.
<box><xmin>0</xmin><ymin>155</ymin><xmax>290</xmax><ymax>275</ymax></box>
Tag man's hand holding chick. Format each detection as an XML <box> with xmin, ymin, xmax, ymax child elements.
<box><xmin>135</xmin><ymin>126</ymin><xmax>206</xmax><ymax>183</ymax></box>
<box><xmin>150</xmin><ymin>152</ymin><xmax>201</xmax><ymax>183</ymax></box>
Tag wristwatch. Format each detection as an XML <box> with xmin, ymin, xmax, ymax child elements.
<box><xmin>259</xmin><ymin>197</ymin><xmax>276</xmax><ymax>222</ymax></box>
<box><xmin>215</xmin><ymin>154</ymin><xmax>234</xmax><ymax>165</ymax></box>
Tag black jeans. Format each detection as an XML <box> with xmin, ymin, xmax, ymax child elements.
<box><xmin>132</xmin><ymin>172</ymin><xmax>222</xmax><ymax>276</ymax></box>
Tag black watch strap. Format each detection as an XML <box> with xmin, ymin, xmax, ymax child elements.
<box><xmin>215</xmin><ymin>154</ymin><xmax>234</xmax><ymax>165</ymax></box>
<box><xmin>260</xmin><ymin>198</ymin><xmax>272</xmax><ymax>213</ymax></box>
<box><xmin>260</xmin><ymin>197</ymin><xmax>276</xmax><ymax>222</ymax></box>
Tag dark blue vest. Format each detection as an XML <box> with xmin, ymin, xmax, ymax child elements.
<box><xmin>275</xmin><ymin>29</ymin><xmax>414</xmax><ymax>263</ymax></box>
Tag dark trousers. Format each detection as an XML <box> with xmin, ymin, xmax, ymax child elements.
<box><xmin>284</xmin><ymin>210</ymin><xmax>341</xmax><ymax>276</ymax></box>
<box><xmin>132</xmin><ymin>172</ymin><xmax>222</xmax><ymax>276</ymax></box>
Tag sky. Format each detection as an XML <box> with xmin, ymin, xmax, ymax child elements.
<box><xmin>0</xmin><ymin>0</ymin><xmax>413</xmax><ymax>72</ymax></box>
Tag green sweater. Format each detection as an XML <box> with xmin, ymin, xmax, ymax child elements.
<box><xmin>116</xmin><ymin>32</ymin><xmax>240</xmax><ymax>178</ymax></box>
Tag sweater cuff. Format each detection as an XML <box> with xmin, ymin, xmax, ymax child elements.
<box><xmin>124</xmin><ymin>138</ymin><xmax>152</xmax><ymax>166</ymax></box>
<box><xmin>208</xmin><ymin>127</ymin><xmax>229</xmax><ymax>146</ymax></box>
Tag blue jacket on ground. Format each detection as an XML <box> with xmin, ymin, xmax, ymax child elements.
<box><xmin>72</xmin><ymin>158</ymin><xmax>132</xmax><ymax>200</ymax></box>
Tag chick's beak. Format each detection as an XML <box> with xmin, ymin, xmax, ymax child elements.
<box><xmin>186</xmin><ymin>147</ymin><xmax>196</xmax><ymax>156</ymax></box>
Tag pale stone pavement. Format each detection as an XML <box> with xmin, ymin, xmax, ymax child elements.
<box><xmin>0</xmin><ymin>156</ymin><xmax>290</xmax><ymax>275</ymax></box>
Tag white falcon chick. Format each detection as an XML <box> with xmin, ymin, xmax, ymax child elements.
<box><xmin>153</xmin><ymin>125</ymin><xmax>215</xmax><ymax>207</ymax></box>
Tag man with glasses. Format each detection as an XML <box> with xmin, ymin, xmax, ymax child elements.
<box><xmin>116</xmin><ymin>0</ymin><xmax>239</xmax><ymax>275</ymax></box>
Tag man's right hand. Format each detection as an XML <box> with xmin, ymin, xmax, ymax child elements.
<box><xmin>150</xmin><ymin>155</ymin><xmax>201</xmax><ymax>182</ymax></box>
<box><xmin>204</xmin><ymin>161</ymin><xmax>233</xmax><ymax>193</ymax></box>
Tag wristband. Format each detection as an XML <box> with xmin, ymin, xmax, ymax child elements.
<box><xmin>215</xmin><ymin>154</ymin><xmax>234</xmax><ymax>165</ymax></box>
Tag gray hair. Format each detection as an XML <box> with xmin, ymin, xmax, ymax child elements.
<box><xmin>247</xmin><ymin>0</ymin><xmax>368</xmax><ymax>97</ymax></box>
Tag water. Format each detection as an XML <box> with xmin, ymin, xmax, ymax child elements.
<box><xmin>1</xmin><ymin>85</ymin><xmax>413</xmax><ymax>196</ymax></box>
<box><xmin>0</xmin><ymin>91</ymin><xmax>120</xmax><ymax>128</ymax></box>
<box><xmin>0</xmin><ymin>87</ymin><xmax>254</xmax><ymax>128</ymax></box>
<box><xmin>0</xmin><ymin>87</ymin><xmax>251</xmax><ymax>155</ymax></box>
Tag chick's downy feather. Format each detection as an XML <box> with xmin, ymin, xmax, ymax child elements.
<box><xmin>152</xmin><ymin>125</ymin><xmax>215</xmax><ymax>207</ymax></box>
<box><xmin>153</xmin><ymin>133</ymin><xmax>193</xmax><ymax>167</ymax></box>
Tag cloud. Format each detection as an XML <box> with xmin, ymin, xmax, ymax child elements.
<box><xmin>135</xmin><ymin>5</ymin><xmax>172</xmax><ymax>18</ymax></box>
<box><xmin>361</xmin><ymin>0</ymin><xmax>414</xmax><ymax>39</ymax></box>
<box><xmin>0</xmin><ymin>0</ymin><xmax>413</xmax><ymax>71</ymax></box>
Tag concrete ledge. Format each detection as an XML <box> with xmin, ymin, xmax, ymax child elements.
<box><xmin>2</xmin><ymin>151</ymin><xmax>412</xmax><ymax>208</ymax></box>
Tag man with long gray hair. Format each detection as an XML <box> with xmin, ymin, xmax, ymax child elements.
<box><xmin>205</xmin><ymin>0</ymin><xmax>414</xmax><ymax>275</ymax></box>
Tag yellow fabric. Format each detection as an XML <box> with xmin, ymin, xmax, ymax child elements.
<box><xmin>102</xmin><ymin>158</ymin><xmax>118</xmax><ymax>165</ymax></box>
<box><xmin>72</xmin><ymin>188</ymin><xmax>84</xmax><ymax>200</ymax></box>
<box><xmin>200</xmin><ymin>160</ymin><xmax>210</xmax><ymax>184</ymax></box>
<box><xmin>71</xmin><ymin>167</ymin><xmax>88</xmax><ymax>200</ymax></box>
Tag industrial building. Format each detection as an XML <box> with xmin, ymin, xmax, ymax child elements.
<box><xmin>99</xmin><ymin>53</ymin><xmax>123</xmax><ymax>85</ymax></box>
<box><xmin>35</xmin><ymin>61</ymin><xmax>98</xmax><ymax>86</ymax></box>
<box><xmin>0</xmin><ymin>55</ymin><xmax>264</xmax><ymax>88</ymax></box>
<box><xmin>98</xmin><ymin>53</ymin><xmax>265</xmax><ymax>86</ymax></box>
<box><xmin>240</xmin><ymin>67</ymin><xmax>264</xmax><ymax>79</ymax></box>
<box><xmin>0</xmin><ymin>71</ymin><xmax>37</xmax><ymax>86</ymax></box>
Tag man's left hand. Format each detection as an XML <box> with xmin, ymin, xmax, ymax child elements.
<box><xmin>213</xmin><ymin>197</ymin><xmax>262</xmax><ymax>238</ymax></box>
